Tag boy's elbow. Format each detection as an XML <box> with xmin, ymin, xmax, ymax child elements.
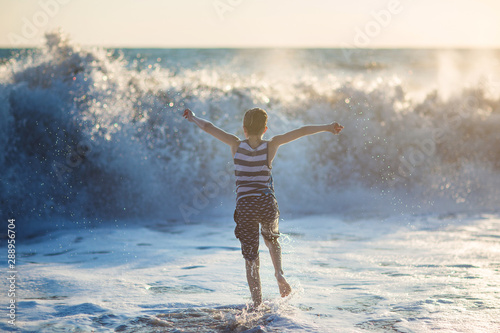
<box><xmin>202</xmin><ymin>122</ymin><xmax>213</xmax><ymax>131</ymax></box>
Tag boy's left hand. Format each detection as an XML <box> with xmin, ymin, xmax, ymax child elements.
<box><xmin>329</xmin><ymin>122</ymin><xmax>344</xmax><ymax>135</ymax></box>
<box><xmin>183</xmin><ymin>108</ymin><xmax>195</xmax><ymax>122</ymax></box>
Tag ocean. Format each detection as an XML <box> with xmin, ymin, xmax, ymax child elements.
<box><xmin>0</xmin><ymin>31</ymin><xmax>499</xmax><ymax>332</ymax></box>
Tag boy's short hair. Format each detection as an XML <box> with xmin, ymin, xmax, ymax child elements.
<box><xmin>243</xmin><ymin>108</ymin><xmax>268</xmax><ymax>136</ymax></box>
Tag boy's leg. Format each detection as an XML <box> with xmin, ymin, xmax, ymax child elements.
<box><xmin>245</xmin><ymin>257</ymin><xmax>262</xmax><ymax>307</ymax></box>
<box><xmin>260</xmin><ymin>194</ymin><xmax>291</xmax><ymax>298</ymax></box>
<box><xmin>264</xmin><ymin>238</ymin><xmax>292</xmax><ymax>297</ymax></box>
<box><xmin>234</xmin><ymin>197</ymin><xmax>263</xmax><ymax>307</ymax></box>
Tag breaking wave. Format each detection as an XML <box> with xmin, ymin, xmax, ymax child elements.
<box><xmin>1</xmin><ymin>31</ymin><xmax>499</xmax><ymax>232</ymax></box>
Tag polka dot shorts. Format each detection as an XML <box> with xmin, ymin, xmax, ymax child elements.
<box><xmin>233</xmin><ymin>193</ymin><xmax>280</xmax><ymax>261</ymax></box>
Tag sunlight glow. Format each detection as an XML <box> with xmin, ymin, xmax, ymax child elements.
<box><xmin>0</xmin><ymin>0</ymin><xmax>499</xmax><ymax>47</ymax></box>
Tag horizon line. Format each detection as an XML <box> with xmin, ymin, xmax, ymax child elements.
<box><xmin>1</xmin><ymin>45</ymin><xmax>500</xmax><ymax>50</ymax></box>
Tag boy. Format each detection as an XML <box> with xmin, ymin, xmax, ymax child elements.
<box><xmin>183</xmin><ymin>107</ymin><xmax>343</xmax><ymax>307</ymax></box>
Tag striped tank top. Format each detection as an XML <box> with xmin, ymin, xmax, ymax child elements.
<box><xmin>233</xmin><ymin>140</ymin><xmax>275</xmax><ymax>202</ymax></box>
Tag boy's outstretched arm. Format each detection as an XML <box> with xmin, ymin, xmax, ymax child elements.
<box><xmin>268</xmin><ymin>122</ymin><xmax>343</xmax><ymax>162</ymax></box>
<box><xmin>271</xmin><ymin>122</ymin><xmax>343</xmax><ymax>147</ymax></box>
<box><xmin>183</xmin><ymin>108</ymin><xmax>239</xmax><ymax>148</ymax></box>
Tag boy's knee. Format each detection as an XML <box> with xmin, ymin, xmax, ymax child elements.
<box><xmin>245</xmin><ymin>256</ymin><xmax>259</xmax><ymax>265</ymax></box>
<box><xmin>264</xmin><ymin>237</ymin><xmax>279</xmax><ymax>248</ymax></box>
<box><xmin>261</xmin><ymin>226</ymin><xmax>280</xmax><ymax>242</ymax></box>
<box><xmin>244</xmin><ymin>252</ymin><xmax>259</xmax><ymax>262</ymax></box>
<box><xmin>242</xmin><ymin>245</ymin><xmax>259</xmax><ymax>261</ymax></box>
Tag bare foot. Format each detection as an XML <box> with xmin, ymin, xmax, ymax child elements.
<box><xmin>276</xmin><ymin>274</ymin><xmax>292</xmax><ymax>297</ymax></box>
<box><xmin>248</xmin><ymin>301</ymin><xmax>271</xmax><ymax>313</ymax></box>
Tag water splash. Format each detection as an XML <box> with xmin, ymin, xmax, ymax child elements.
<box><xmin>1</xmin><ymin>31</ymin><xmax>499</xmax><ymax>231</ymax></box>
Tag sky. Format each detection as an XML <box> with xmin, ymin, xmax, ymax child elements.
<box><xmin>0</xmin><ymin>0</ymin><xmax>499</xmax><ymax>48</ymax></box>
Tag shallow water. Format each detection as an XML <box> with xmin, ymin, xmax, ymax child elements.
<box><xmin>1</xmin><ymin>32</ymin><xmax>500</xmax><ymax>332</ymax></box>
<box><xmin>2</xmin><ymin>214</ymin><xmax>499</xmax><ymax>332</ymax></box>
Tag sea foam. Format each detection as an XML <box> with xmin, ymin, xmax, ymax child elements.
<box><xmin>1</xmin><ymin>31</ymin><xmax>499</xmax><ymax>232</ymax></box>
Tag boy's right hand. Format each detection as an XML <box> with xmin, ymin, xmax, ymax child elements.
<box><xmin>183</xmin><ymin>108</ymin><xmax>195</xmax><ymax>122</ymax></box>
<box><xmin>329</xmin><ymin>122</ymin><xmax>344</xmax><ymax>135</ymax></box>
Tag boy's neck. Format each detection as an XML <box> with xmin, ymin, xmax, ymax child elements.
<box><xmin>246</xmin><ymin>135</ymin><xmax>264</xmax><ymax>148</ymax></box>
